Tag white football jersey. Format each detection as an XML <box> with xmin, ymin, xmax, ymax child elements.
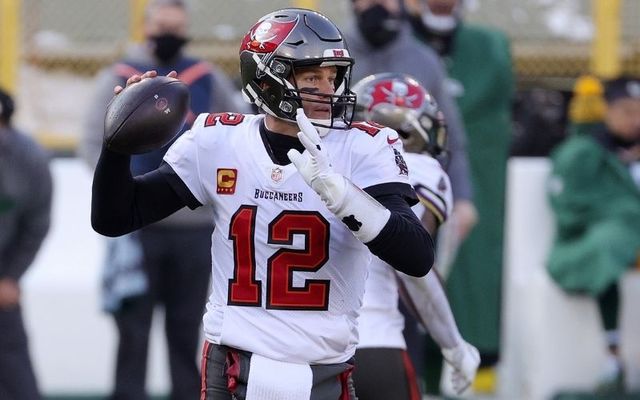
<box><xmin>357</xmin><ymin>153</ymin><xmax>453</xmax><ymax>349</ymax></box>
<box><xmin>164</xmin><ymin>113</ymin><xmax>412</xmax><ymax>364</ymax></box>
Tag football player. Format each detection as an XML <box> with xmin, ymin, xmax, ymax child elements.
<box><xmin>350</xmin><ymin>73</ymin><xmax>480</xmax><ymax>399</ymax></box>
<box><xmin>91</xmin><ymin>9</ymin><xmax>434</xmax><ymax>400</ymax></box>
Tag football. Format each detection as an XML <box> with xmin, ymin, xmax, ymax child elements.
<box><xmin>104</xmin><ymin>76</ymin><xmax>190</xmax><ymax>154</ymax></box>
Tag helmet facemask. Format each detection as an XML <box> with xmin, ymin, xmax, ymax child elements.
<box><xmin>239</xmin><ymin>9</ymin><xmax>357</xmax><ymax>134</ymax></box>
<box><xmin>285</xmin><ymin>60</ymin><xmax>356</xmax><ymax>130</ymax></box>
<box><xmin>399</xmin><ymin>109</ymin><xmax>448</xmax><ymax>157</ymax></box>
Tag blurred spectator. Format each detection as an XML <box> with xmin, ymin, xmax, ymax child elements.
<box><xmin>79</xmin><ymin>1</ymin><xmax>248</xmax><ymax>399</ymax></box>
<box><xmin>406</xmin><ymin>0</ymin><xmax>514</xmax><ymax>393</ymax></box>
<box><xmin>343</xmin><ymin>0</ymin><xmax>476</xmax><ymax>389</ymax></box>
<box><xmin>511</xmin><ymin>88</ymin><xmax>571</xmax><ymax>157</ymax></box>
<box><xmin>344</xmin><ymin>0</ymin><xmax>475</xmax><ymax>226</ymax></box>
<box><xmin>351</xmin><ymin>72</ymin><xmax>480</xmax><ymax>400</ymax></box>
<box><xmin>547</xmin><ymin>76</ymin><xmax>640</xmax><ymax>392</ymax></box>
<box><xmin>0</xmin><ymin>87</ymin><xmax>53</xmax><ymax>400</ymax></box>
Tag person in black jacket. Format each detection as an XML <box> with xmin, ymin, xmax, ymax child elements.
<box><xmin>79</xmin><ymin>1</ymin><xmax>247</xmax><ymax>399</ymax></box>
<box><xmin>0</xmin><ymin>87</ymin><xmax>52</xmax><ymax>400</ymax></box>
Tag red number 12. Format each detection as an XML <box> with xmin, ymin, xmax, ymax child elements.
<box><xmin>228</xmin><ymin>205</ymin><xmax>331</xmax><ymax>310</ymax></box>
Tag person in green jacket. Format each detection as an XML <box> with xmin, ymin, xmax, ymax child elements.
<box><xmin>405</xmin><ymin>0</ymin><xmax>514</xmax><ymax>394</ymax></box>
<box><xmin>547</xmin><ymin>76</ymin><xmax>640</xmax><ymax>367</ymax></box>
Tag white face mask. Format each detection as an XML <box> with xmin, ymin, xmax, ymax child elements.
<box><xmin>421</xmin><ymin>8</ymin><xmax>458</xmax><ymax>34</ymax></box>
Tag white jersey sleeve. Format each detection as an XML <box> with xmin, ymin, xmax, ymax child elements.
<box><xmin>163</xmin><ymin>112</ymin><xmax>213</xmax><ymax>205</ymax></box>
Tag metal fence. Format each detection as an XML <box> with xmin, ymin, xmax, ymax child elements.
<box><xmin>465</xmin><ymin>0</ymin><xmax>640</xmax><ymax>82</ymax></box>
<box><xmin>6</xmin><ymin>0</ymin><xmax>640</xmax><ymax>79</ymax></box>
<box><xmin>1</xmin><ymin>0</ymin><xmax>639</xmax><ymax>149</ymax></box>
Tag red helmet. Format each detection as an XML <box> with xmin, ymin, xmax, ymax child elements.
<box><xmin>239</xmin><ymin>8</ymin><xmax>356</xmax><ymax>129</ymax></box>
<box><xmin>352</xmin><ymin>73</ymin><xmax>447</xmax><ymax>156</ymax></box>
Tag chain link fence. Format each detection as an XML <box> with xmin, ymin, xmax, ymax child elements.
<box><xmin>17</xmin><ymin>0</ymin><xmax>355</xmax><ymax>77</ymax></box>
<box><xmin>1</xmin><ymin>0</ymin><xmax>639</xmax><ymax>150</ymax></box>
<box><xmin>463</xmin><ymin>0</ymin><xmax>640</xmax><ymax>86</ymax></box>
<box><xmin>13</xmin><ymin>0</ymin><xmax>640</xmax><ymax>78</ymax></box>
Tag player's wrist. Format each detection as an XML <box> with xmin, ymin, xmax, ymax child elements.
<box><xmin>330</xmin><ymin>178</ymin><xmax>391</xmax><ymax>243</ymax></box>
<box><xmin>311</xmin><ymin>172</ymin><xmax>347</xmax><ymax>212</ymax></box>
<box><xmin>442</xmin><ymin>340</ymin><xmax>469</xmax><ymax>361</ymax></box>
<box><xmin>443</xmin><ymin>342</ymin><xmax>460</xmax><ymax>357</ymax></box>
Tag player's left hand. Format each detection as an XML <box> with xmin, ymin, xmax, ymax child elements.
<box><xmin>441</xmin><ymin>340</ymin><xmax>481</xmax><ymax>395</ymax></box>
<box><xmin>114</xmin><ymin>70</ymin><xmax>178</xmax><ymax>94</ymax></box>
<box><xmin>287</xmin><ymin>109</ymin><xmax>346</xmax><ymax>211</ymax></box>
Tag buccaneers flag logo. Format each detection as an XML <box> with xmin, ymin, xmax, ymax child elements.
<box><xmin>365</xmin><ymin>78</ymin><xmax>426</xmax><ymax>112</ymax></box>
<box><xmin>240</xmin><ymin>17</ymin><xmax>298</xmax><ymax>54</ymax></box>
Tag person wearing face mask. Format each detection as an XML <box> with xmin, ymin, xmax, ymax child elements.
<box><xmin>79</xmin><ymin>1</ymin><xmax>249</xmax><ymax>399</ymax></box>
<box><xmin>406</xmin><ymin>0</ymin><xmax>462</xmax><ymax>56</ymax></box>
<box><xmin>343</xmin><ymin>0</ymin><xmax>477</xmax><ymax>393</ymax></box>
<box><xmin>345</xmin><ymin>0</ymin><xmax>476</xmax><ymax>265</ymax></box>
<box><xmin>405</xmin><ymin>0</ymin><xmax>514</xmax><ymax>394</ymax></box>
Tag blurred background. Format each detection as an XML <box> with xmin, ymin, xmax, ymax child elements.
<box><xmin>0</xmin><ymin>0</ymin><xmax>639</xmax><ymax>399</ymax></box>
<box><xmin>0</xmin><ymin>0</ymin><xmax>638</xmax><ymax>152</ymax></box>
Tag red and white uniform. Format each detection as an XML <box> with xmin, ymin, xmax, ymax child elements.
<box><xmin>164</xmin><ymin>113</ymin><xmax>410</xmax><ymax>364</ymax></box>
<box><xmin>357</xmin><ymin>153</ymin><xmax>453</xmax><ymax>349</ymax></box>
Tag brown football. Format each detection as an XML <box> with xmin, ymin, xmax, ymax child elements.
<box><xmin>104</xmin><ymin>76</ymin><xmax>190</xmax><ymax>154</ymax></box>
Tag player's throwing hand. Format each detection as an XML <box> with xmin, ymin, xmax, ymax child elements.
<box><xmin>114</xmin><ymin>70</ymin><xmax>178</xmax><ymax>94</ymax></box>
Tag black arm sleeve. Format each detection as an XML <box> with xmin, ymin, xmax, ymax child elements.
<box><xmin>365</xmin><ymin>192</ymin><xmax>435</xmax><ymax>277</ymax></box>
<box><xmin>91</xmin><ymin>147</ymin><xmax>201</xmax><ymax>237</ymax></box>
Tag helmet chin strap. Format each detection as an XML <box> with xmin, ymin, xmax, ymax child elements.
<box><xmin>308</xmin><ymin>118</ymin><xmax>331</xmax><ymax>137</ymax></box>
<box><xmin>269</xmin><ymin>112</ymin><xmax>331</xmax><ymax>137</ymax></box>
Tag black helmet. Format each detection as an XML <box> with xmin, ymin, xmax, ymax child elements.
<box><xmin>352</xmin><ymin>73</ymin><xmax>447</xmax><ymax>156</ymax></box>
<box><xmin>239</xmin><ymin>8</ymin><xmax>356</xmax><ymax>130</ymax></box>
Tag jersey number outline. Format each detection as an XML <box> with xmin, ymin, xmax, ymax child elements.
<box><xmin>205</xmin><ymin>112</ymin><xmax>245</xmax><ymax>127</ymax></box>
<box><xmin>228</xmin><ymin>205</ymin><xmax>331</xmax><ymax>310</ymax></box>
<box><xmin>351</xmin><ymin>121</ymin><xmax>383</xmax><ymax>136</ymax></box>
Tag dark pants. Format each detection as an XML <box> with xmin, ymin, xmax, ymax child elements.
<box><xmin>399</xmin><ymin>301</ymin><xmax>428</xmax><ymax>389</ymax></box>
<box><xmin>201</xmin><ymin>342</ymin><xmax>357</xmax><ymax>400</ymax></box>
<box><xmin>0</xmin><ymin>305</ymin><xmax>41</xmax><ymax>400</ymax></box>
<box><xmin>353</xmin><ymin>347</ymin><xmax>421</xmax><ymax>400</ymax></box>
<box><xmin>598</xmin><ymin>282</ymin><xmax>620</xmax><ymax>334</ymax></box>
<box><xmin>110</xmin><ymin>226</ymin><xmax>212</xmax><ymax>400</ymax></box>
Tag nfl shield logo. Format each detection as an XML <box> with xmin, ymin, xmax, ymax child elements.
<box><xmin>271</xmin><ymin>167</ymin><xmax>283</xmax><ymax>183</ymax></box>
